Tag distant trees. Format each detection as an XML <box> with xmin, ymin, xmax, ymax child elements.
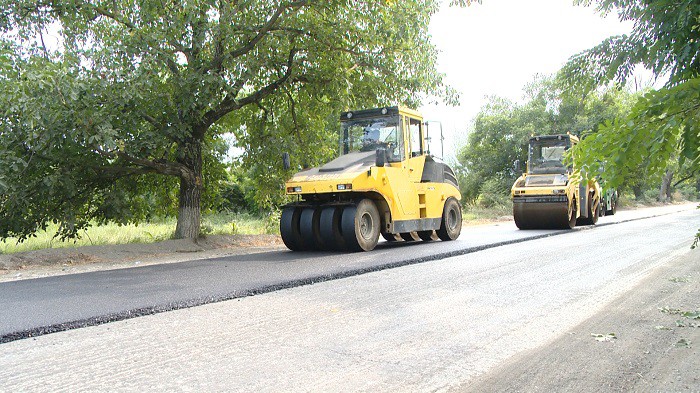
<box><xmin>456</xmin><ymin>76</ymin><xmax>637</xmax><ymax>206</ymax></box>
<box><xmin>0</xmin><ymin>0</ymin><xmax>453</xmax><ymax>241</ymax></box>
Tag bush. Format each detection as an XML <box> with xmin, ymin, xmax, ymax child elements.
<box><xmin>477</xmin><ymin>178</ymin><xmax>512</xmax><ymax>209</ymax></box>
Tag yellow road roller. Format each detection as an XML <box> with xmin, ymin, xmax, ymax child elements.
<box><xmin>511</xmin><ymin>134</ymin><xmax>601</xmax><ymax>229</ymax></box>
<box><xmin>281</xmin><ymin>106</ymin><xmax>462</xmax><ymax>252</ymax></box>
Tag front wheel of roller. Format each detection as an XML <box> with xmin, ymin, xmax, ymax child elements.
<box><xmin>280</xmin><ymin>207</ymin><xmax>303</xmax><ymax>251</ymax></box>
<box><xmin>341</xmin><ymin>199</ymin><xmax>380</xmax><ymax>252</ymax></box>
<box><xmin>437</xmin><ymin>198</ymin><xmax>462</xmax><ymax>241</ymax></box>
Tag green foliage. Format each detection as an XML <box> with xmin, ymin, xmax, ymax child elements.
<box><xmin>477</xmin><ymin>178</ymin><xmax>511</xmax><ymax>209</ymax></box>
<box><xmin>568</xmin><ymin>0</ymin><xmax>700</xmax><ymax>86</ymax></box>
<box><xmin>563</xmin><ymin>0</ymin><xmax>700</xmax><ymax>183</ymax></box>
<box><xmin>457</xmin><ymin>75</ymin><xmax>636</xmax><ymax>204</ymax></box>
<box><xmin>564</xmin><ymin>0</ymin><xmax>700</xmax><ymax>244</ymax></box>
<box><xmin>0</xmin><ymin>0</ymin><xmax>454</xmax><ymax>241</ymax></box>
<box><xmin>572</xmin><ymin>80</ymin><xmax>700</xmax><ymax>192</ymax></box>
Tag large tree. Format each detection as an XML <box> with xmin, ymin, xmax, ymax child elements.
<box><xmin>561</xmin><ymin>0</ymin><xmax>700</xmax><ymax>192</ymax></box>
<box><xmin>0</xmin><ymin>0</ymin><xmax>452</xmax><ymax>241</ymax></box>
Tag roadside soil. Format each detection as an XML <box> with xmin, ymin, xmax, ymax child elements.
<box><xmin>459</xmin><ymin>249</ymin><xmax>700</xmax><ymax>392</ymax></box>
<box><xmin>0</xmin><ymin>234</ymin><xmax>285</xmax><ymax>283</ymax></box>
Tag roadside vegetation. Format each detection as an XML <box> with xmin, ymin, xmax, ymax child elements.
<box><xmin>0</xmin><ymin>212</ymin><xmax>276</xmax><ymax>255</ymax></box>
<box><xmin>1</xmin><ymin>0</ymin><xmax>698</xmax><ymax>251</ymax></box>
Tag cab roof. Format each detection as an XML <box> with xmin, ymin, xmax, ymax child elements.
<box><xmin>340</xmin><ymin>106</ymin><xmax>423</xmax><ymax>121</ymax></box>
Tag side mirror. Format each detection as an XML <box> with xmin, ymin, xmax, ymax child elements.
<box><xmin>375</xmin><ymin>148</ymin><xmax>386</xmax><ymax>167</ymax></box>
<box><xmin>282</xmin><ymin>152</ymin><xmax>291</xmax><ymax>170</ymax></box>
<box><xmin>513</xmin><ymin>159</ymin><xmax>521</xmax><ymax>173</ymax></box>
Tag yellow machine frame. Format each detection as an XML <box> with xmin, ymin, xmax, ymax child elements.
<box><xmin>282</xmin><ymin>106</ymin><xmax>462</xmax><ymax>251</ymax></box>
<box><xmin>511</xmin><ymin>134</ymin><xmax>601</xmax><ymax>229</ymax></box>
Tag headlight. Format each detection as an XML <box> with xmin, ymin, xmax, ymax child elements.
<box><xmin>286</xmin><ymin>186</ymin><xmax>302</xmax><ymax>193</ymax></box>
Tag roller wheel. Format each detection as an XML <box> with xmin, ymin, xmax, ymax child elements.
<box><xmin>577</xmin><ymin>194</ymin><xmax>598</xmax><ymax>226</ymax></box>
<box><xmin>606</xmin><ymin>195</ymin><xmax>617</xmax><ymax>216</ymax></box>
<box><xmin>319</xmin><ymin>207</ymin><xmax>345</xmax><ymax>251</ymax></box>
<box><xmin>280</xmin><ymin>207</ymin><xmax>304</xmax><ymax>251</ymax></box>
<box><xmin>400</xmin><ymin>232</ymin><xmax>417</xmax><ymax>241</ymax></box>
<box><xmin>417</xmin><ymin>230</ymin><xmax>435</xmax><ymax>241</ymax></box>
<box><xmin>513</xmin><ymin>205</ymin><xmax>532</xmax><ymax>230</ymax></box>
<box><xmin>299</xmin><ymin>207</ymin><xmax>322</xmax><ymax>250</ymax></box>
<box><xmin>566</xmin><ymin>198</ymin><xmax>577</xmax><ymax>229</ymax></box>
<box><xmin>381</xmin><ymin>232</ymin><xmax>398</xmax><ymax>242</ymax></box>
<box><xmin>341</xmin><ymin>199</ymin><xmax>380</xmax><ymax>252</ymax></box>
<box><xmin>437</xmin><ymin>198</ymin><xmax>462</xmax><ymax>241</ymax></box>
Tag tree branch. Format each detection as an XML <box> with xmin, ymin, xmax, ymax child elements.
<box><xmin>94</xmin><ymin>147</ymin><xmax>188</xmax><ymax>179</ymax></box>
<box><xmin>196</xmin><ymin>46</ymin><xmax>299</xmax><ymax>137</ymax></box>
<box><xmin>228</xmin><ymin>0</ymin><xmax>307</xmax><ymax>59</ymax></box>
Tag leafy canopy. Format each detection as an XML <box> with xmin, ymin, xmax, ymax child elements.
<box><xmin>561</xmin><ymin>0</ymin><xmax>700</xmax><ymax>190</ymax></box>
<box><xmin>0</xmin><ymin>0</ymin><xmax>454</xmax><ymax>241</ymax></box>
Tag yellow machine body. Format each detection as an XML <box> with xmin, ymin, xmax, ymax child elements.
<box><xmin>511</xmin><ymin>134</ymin><xmax>601</xmax><ymax>229</ymax></box>
<box><xmin>281</xmin><ymin>106</ymin><xmax>462</xmax><ymax>251</ymax></box>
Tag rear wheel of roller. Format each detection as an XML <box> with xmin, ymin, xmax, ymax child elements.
<box><xmin>437</xmin><ymin>198</ymin><xmax>462</xmax><ymax>241</ymax></box>
<box><xmin>417</xmin><ymin>230</ymin><xmax>434</xmax><ymax>241</ymax></box>
<box><xmin>400</xmin><ymin>232</ymin><xmax>416</xmax><ymax>241</ymax></box>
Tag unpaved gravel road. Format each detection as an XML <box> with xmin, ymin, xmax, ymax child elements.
<box><xmin>0</xmin><ymin>205</ymin><xmax>697</xmax><ymax>391</ymax></box>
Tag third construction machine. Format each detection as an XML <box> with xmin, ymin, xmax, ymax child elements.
<box><xmin>511</xmin><ymin>134</ymin><xmax>601</xmax><ymax>229</ymax></box>
<box><xmin>281</xmin><ymin>106</ymin><xmax>462</xmax><ymax>252</ymax></box>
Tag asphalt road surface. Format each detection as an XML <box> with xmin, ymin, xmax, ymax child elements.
<box><xmin>0</xmin><ymin>204</ymin><xmax>697</xmax><ymax>391</ymax></box>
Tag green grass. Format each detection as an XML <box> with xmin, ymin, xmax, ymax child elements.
<box><xmin>0</xmin><ymin>212</ymin><xmax>273</xmax><ymax>255</ymax></box>
<box><xmin>461</xmin><ymin>203</ymin><xmax>513</xmax><ymax>224</ymax></box>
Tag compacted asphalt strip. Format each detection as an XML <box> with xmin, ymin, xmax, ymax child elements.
<box><xmin>0</xmin><ymin>204</ymin><xmax>695</xmax><ymax>343</ymax></box>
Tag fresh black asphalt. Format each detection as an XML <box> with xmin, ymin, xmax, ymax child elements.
<box><xmin>0</xmin><ymin>208</ymin><xmax>686</xmax><ymax>343</ymax></box>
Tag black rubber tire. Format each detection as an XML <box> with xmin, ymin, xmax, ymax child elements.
<box><xmin>381</xmin><ymin>232</ymin><xmax>398</xmax><ymax>242</ymax></box>
<box><xmin>437</xmin><ymin>198</ymin><xmax>462</xmax><ymax>241</ymax></box>
<box><xmin>280</xmin><ymin>207</ymin><xmax>304</xmax><ymax>251</ymax></box>
<box><xmin>417</xmin><ymin>230</ymin><xmax>434</xmax><ymax>241</ymax></box>
<box><xmin>341</xmin><ymin>199</ymin><xmax>380</xmax><ymax>252</ymax></box>
<box><xmin>319</xmin><ymin>207</ymin><xmax>345</xmax><ymax>251</ymax></box>
<box><xmin>577</xmin><ymin>194</ymin><xmax>599</xmax><ymax>226</ymax></box>
<box><xmin>566</xmin><ymin>198</ymin><xmax>577</xmax><ymax>229</ymax></box>
<box><xmin>606</xmin><ymin>196</ymin><xmax>617</xmax><ymax>216</ymax></box>
<box><xmin>400</xmin><ymin>232</ymin><xmax>416</xmax><ymax>241</ymax></box>
<box><xmin>299</xmin><ymin>207</ymin><xmax>321</xmax><ymax>250</ymax></box>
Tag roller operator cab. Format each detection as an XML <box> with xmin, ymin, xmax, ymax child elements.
<box><xmin>511</xmin><ymin>134</ymin><xmax>601</xmax><ymax>229</ymax></box>
<box><xmin>281</xmin><ymin>106</ymin><xmax>462</xmax><ymax>252</ymax></box>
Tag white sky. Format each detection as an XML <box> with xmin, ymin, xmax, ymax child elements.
<box><xmin>420</xmin><ymin>0</ymin><xmax>634</xmax><ymax>160</ymax></box>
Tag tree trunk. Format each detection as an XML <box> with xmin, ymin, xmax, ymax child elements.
<box><xmin>658</xmin><ymin>169</ymin><xmax>674</xmax><ymax>202</ymax></box>
<box><xmin>175</xmin><ymin>139</ymin><xmax>203</xmax><ymax>239</ymax></box>
<box><xmin>632</xmin><ymin>184</ymin><xmax>644</xmax><ymax>200</ymax></box>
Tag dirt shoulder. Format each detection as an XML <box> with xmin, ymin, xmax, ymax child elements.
<box><xmin>458</xmin><ymin>250</ymin><xmax>700</xmax><ymax>392</ymax></box>
<box><xmin>0</xmin><ymin>234</ymin><xmax>284</xmax><ymax>283</ymax></box>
